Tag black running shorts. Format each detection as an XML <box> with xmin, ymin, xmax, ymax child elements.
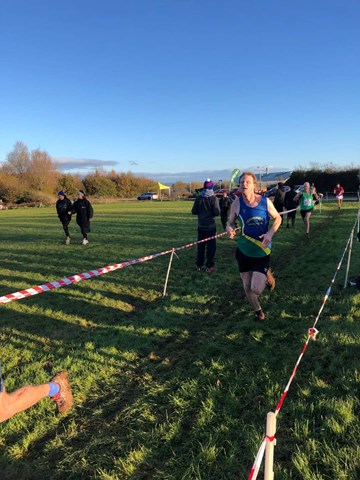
<box><xmin>235</xmin><ymin>248</ymin><xmax>270</xmax><ymax>275</ymax></box>
<box><xmin>300</xmin><ymin>208</ymin><xmax>313</xmax><ymax>219</ymax></box>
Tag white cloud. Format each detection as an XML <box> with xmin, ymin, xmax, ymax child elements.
<box><xmin>54</xmin><ymin>157</ymin><xmax>119</xmax><ymax>171</ymax></box>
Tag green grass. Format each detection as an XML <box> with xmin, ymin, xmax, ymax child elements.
<box><xmin>0</xmin><ymin>201</ymin><xmax>359</xmax><ymax>479</ymax></box>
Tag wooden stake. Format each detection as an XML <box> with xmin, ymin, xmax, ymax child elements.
<box><xmin>264</xmin><ymin>412</ymin><xmax>276</xmax><ymax>480</ymax></box>
<box><xmin>162</xmin><ymin>248</ymin><xmax>175</xmax><ymax>298</ymax></box>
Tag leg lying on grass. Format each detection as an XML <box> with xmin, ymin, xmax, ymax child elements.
<box><xmin>0</xmin><ymin>369</ymin><xmax>73</xmax><ymax>422</ymax></box>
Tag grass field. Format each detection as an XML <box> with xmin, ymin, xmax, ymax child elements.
<box><xmin>0</xmin><ymin>201</ymin><xmax>359</xmax><ymax>480</ymax></box>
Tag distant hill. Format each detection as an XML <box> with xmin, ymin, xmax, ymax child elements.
<box><xmin>134</xmin><ymin>168</ymin><xmax>292</xmax><ymax>184</ymax></box>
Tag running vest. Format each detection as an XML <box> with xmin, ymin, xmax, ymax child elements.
<box><xmin>300</xmin><ymin>192</ymin><xmax>314</xmax><ymax>210</ymax></box>
<box><xmin>236</xmin><ymin>195</ymin><xmax>271</xmax><ymax>257</ymax></box>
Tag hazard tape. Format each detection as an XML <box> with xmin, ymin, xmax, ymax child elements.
<box><xmin>279</xmin><ymin>207</ymin><xmax>298</xmax><ymax>215</ymax></box>
<box><xmin>0</xmin><ymin>231</ymin><xmax>230</xmax><ymax>305</ymax></box>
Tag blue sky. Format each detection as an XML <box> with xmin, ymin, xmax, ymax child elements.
<box><xmin>0</xmin><ymin>0</ymin><xmax>359</xmax><ymax>175</ymax></box>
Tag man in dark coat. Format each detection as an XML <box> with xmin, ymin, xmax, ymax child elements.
<box><xmin>56</xmin><ymin>191</ymin><xmax>73</xmax><ymax>244</ymax></box>
<box><xmin>284</xmin><ymin>185</ymin><xmax>299</xmax><ymax>228</ymax></box>
<box><xmin>72</xmin><ymin>190</ymin><xmax>94</xmax><ymax>245</ymax></box>
<box><xmin>191</xmin><ymin>179</ymin><xmax>220</xmax><ymax>273</ymax></box>
<box><xmin>273</xmin><ymin>182</ymin><xmax>286</xmax><ymax>224</ymax></box>
<box><xmin>219</xmin><ymin>191</ymin><xmax>231</xmax><ymax>229</ymax></box>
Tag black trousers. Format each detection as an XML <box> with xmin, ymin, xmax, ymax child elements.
<box><xmin>62</xmin><ymin>222</ymin><xmax>70</xmax><ymax>237</ymax></box>
<box><xmin>196</xmin><ymin>227</ymin><xmax>216</xmax><ymax>268</ymax></box>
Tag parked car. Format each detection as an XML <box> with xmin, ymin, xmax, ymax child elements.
<box><xmin>137</xmin><ymin>192</ymin><xmax>159</xmax><ymax>200</ymax></box>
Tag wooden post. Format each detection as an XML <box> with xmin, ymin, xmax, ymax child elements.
<box><xmin>344</xmin><ymin>228</ymin><xmax>354</xmax><ymax>289</ymax></box>
<box><xmin>162</xmin><ymin>249</ymin><xmax>175</xmax><ymax>298</ymax></box>
<box><xmin>264</xmin><ymin>412</ymin><xmax>276</xmax><ymax>480</ymax></box>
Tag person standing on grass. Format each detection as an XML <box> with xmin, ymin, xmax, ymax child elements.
<box><xmin>333</xmin><ymin>183</ymin><xmax>345</xmax><ymax>209</ymax></box>
<box><xmin>56</xmin><ymin>191</ymin><xmax>73</xmax><ymax>244</ymax></box>
<box><xmin>191</xmin><ymin>178</ymin><xmax>220</xmax><ymax>273</ymax></box>
<box><xmin>293</xmin><ymin>182</ymin><xmax>319</xmax><ymax>237</ymax></box>
<box><xmin>219</xmin><ymin>191</ymin><xmax>231</xmax><ymax>229</ymax></box>
<box><xmin>226</xmin><ymin>172</ymin><xmax>281</xmax><ymax>321</ymax></box>
<box><xmin>72</xmin><ymin>190</ymin><xmax>94</xmax><ymax>245</ymax></box>
<box><xmin>284</xmin><ymin>185</ymin><xmax>299</xmax><ymax>228</ymax></box>
<box><xmin>273</xmin><ymin>182</ymin><xmax>286</xmax><ymax>224</ymax></box>
<box><xmin>0</xmin><ymin>366</ymin><xmax>73</xmax><ymax>422</ymax></box>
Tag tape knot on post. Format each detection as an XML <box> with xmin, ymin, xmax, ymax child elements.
<box><xmin>308</xmin><ymin>327</ymin><xmax>319</xmax><ymax>340</ymax></box>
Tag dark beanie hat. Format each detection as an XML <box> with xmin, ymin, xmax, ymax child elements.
<box><xmin>58</xmin><ymin>191</ymin><xmax>65</xmax><ymax>196</ymax></box>
<box><xmin>203</xmin><ymin>178</ymin><xmax>214</xmax><ymax>189</ymax></box>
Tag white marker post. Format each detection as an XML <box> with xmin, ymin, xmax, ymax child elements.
<box><xmin>163</xmin><ymin>248</ymin><xmax>176</xmax><ymax>298</ymax></box>
<box><xmin>264</xmin><ymin>412</ymin><xmax>277</xmax><ymax>480</ymax></box>
<box><xmin>344</xmin><ymin>228</ymin><xmax>355</xmax><ymax>289</ymax></box>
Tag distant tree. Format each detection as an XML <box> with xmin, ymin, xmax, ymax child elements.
<box><xmin>0</xmin><ymin>173</ymin><xmax>24</xmax><ymax>203</ymax></box>
<box><xmin>108</xmin><ymin>171</ymin><xmax>154</xmax><ymax>197</ymax></box>
<box><xmin>172</xmin><ymin>181</ymin><xmax>188</xmax><ymax>191</ymax></box>
<box><xmin>27</xmin><ymin>149</ymin><xmax>59</xmax><ymax>192</ymax></box>
<box><xmin>83</xmin><ymin>170</ymin><xmax>117</xmax><ymax>197</ymax></box>
<box><xmin>1</xmin><ymin>141</ymin><xmax>30</xmax><ymax>177</ymax></box>
<box><xmin>57</xmin><ymin>174</ymin><xmax>83</xmax><ymax>198</ymax></box>
<box><xmin>287</xmin><ymin>168</ymin><xmax>358</xmax><ymax>192</ymax></box>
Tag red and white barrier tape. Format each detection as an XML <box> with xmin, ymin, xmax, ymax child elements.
<box><xmin>0</xmin><ymin>231</ymin><xmax>230</xmax><ymax>305</ymax></box>
<box><xmin>279</xmin><ymin>207</ymin><xmax>298</xmax><ymax>216</ymax></box>
<box><xmin>0</xmin><ymin>249</ymin><xmax>176</xmax><ymax>305</ymax></box>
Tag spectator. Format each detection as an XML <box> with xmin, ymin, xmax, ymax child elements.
<box><xmin>333</xmin><ymin>183</ymin><xmax>345</xmax><ymax>209</ymax></box>
<box><xmin>273</xmin><ymin>182</ymin><xmax>286</xmax><ymax>224</ymax></box>
<box><xmin>219</xmin><ymin>191</ymin><xmax>231</xmax><ymax>230</ymax></box>
<box><xmin>284</xmin><ymin>185</ymin><xmax>299</xmax><ymax>228</ymax></box>
<box><xmin>311</xmin><ymin>183</ymin><xmax>324</xmax><ymax>207</ymax></box>
<box><xmin>72</xmin><ymin>190</ymin><xmax>94</xmax><ymax>245</ymax></box>
<box><xmin>226</xmin><ymin>172</ymin><xmax>281</xmax><ymax>321</ymax></box>
<box><xmin>191</xmin><ymin>179</ymin><xmax>220</xmax><ymax>273</ymax></box>
<box><xmin>0</xmin><ymin>367</ymin><xmax>73</xmax><ymax>422</ymax></box>
<box><xmin>56</xmin><ymin>191</ymin><xmax>73</xmax><ymax>244</ymax></box>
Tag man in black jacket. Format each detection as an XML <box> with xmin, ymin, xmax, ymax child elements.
<box><xmin>56</xmin><ymin>191</ymin><xmax>73</xmax><ymax>244</ymax></box>
<box><xmin>219</xmin><ymin>191</ymin><xmax>231</xmax><ymax>229</ymax></box>
<box><xmin>273</xmin><ymin>182</ymin><xmax>286</xmax><ymax>224</ymax></box>
<box><xmin>284</xmin><ymin>185</ymin><xmax>299</xmax><ymax>228</ymax></box>
<box><xmin>191</xmin><ymin>179</ymin><xmax>220</xmax><ymax>273</ymax></box>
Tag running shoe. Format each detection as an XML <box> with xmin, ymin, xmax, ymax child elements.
<box><xmin>266</xmin><ymin>268</ymin><xmax>276</xmax><ymax>291</ymax></box>
<box><xmin>50</xmin><ymin>371</ymin><xmax>73</xmax><ymax>414</ymax></box>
